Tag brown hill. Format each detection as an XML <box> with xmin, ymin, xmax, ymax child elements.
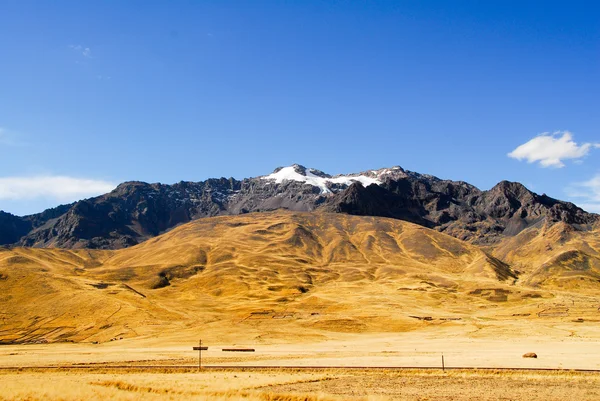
<box><xmin>491</xmin><ymin>221</ymin><xmax>600</xmax><ymax>290</ymax></box>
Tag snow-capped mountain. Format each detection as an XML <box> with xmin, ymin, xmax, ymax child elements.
<box><xmin>0</xmin><ymin>164</ymin><xmax>595</xmax><ymax>249</ymax></box>
<box><xmin>261</xmin><ymin>164</ymin><xmax>398</xmax><ymax>194</ymax></box>
<box><xmin>260</xmin><ymin>164</ymin><xmax>381</xmax><ymax>194</ymax></box>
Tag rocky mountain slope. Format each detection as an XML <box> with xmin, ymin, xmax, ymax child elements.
<box><xmin>0</xmin><ymin>204</ymin><xmax>73</xmax><ymax>245</ymax></box>
<box><xmin>0</xmin><ymin>164</ymin><xmax>596</xmax><ymax>249</ymax></box>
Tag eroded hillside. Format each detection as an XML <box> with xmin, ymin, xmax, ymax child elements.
<box><xmin>1</xmin><ymin>212</ymin><xmax>599</xmax><ymax>345</ymax></box>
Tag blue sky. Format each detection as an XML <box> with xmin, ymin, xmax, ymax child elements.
<box><xmin>0</xmin><ymin>1</ymin><xmax>598</xmax><ymax>216</ymax></box>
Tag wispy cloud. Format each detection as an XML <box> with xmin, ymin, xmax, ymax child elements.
<box><xmin>69</xmin><ymin>44</ymin><xmax>92</xmax><ymax>58</ymax></box>
<box><xmin>508</xmin><ymin>131</ymin><xmax>599</xmax><ymax>168</ymax></box>
<box><xmin>566</xmin><ymin>175</ymin><xmax>600</xmax><ymax>213</ymax></box>
<box><xmin>0</xmin><ymin>176</ymin><xmax>115</xmax><ymax>202</ymax></box>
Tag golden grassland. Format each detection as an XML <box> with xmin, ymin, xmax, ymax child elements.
<box><xmin>2</xmin><ymin>211</ymin><xmax>599</xmax><ymax>346</ymax></box>
<box><xmin>0</xmin><ymin>368</ymin><xmax>344</xmax><ymax>401</ymax></box>
<box><xmin>1</xmin><ymin>367</ymin><xmax>599</xmax><ymax>401</ymax></box>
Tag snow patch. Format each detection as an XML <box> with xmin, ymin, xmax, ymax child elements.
<box><xmin>261</xmin><ymin>165</ymin><xmax>381</xmax><ymax>194</ymax></box>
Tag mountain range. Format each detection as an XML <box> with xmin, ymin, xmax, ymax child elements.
<box><xmin>2</xmin><ymin>164</ymin><xmax>600</xmax><ymax>345</ymax></box>
<box><xmin>0</xmin><ymin>164</ymin><xmax>596</xmax><ymax>249</ymax></box>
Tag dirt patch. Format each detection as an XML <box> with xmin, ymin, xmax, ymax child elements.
<box><xmin>148</xmin><ymin>265</ymin><xmax>205</xmax><ymax>289</ymax></box>
<box><xmin>149</xmin><ymin>275</ymin><xmax>170</xmax><ymax>289</ymax></box>
<box><xmin>470</xmin><ymin>288</ymin><xmax>510</xmax><ymax>302</ymax></box>
<box><xmin>88</xmin><ymin>282</ymin><xmax>114</xmax><ymax>289</ymax></box>
<box><xmin>297</xmin><ymin>285</ymin><xmax>309</xmax><ymax>293</ymax></box>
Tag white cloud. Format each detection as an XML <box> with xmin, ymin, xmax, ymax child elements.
<box><xmin>508</xmin><ymin>131</ymin><xmax>598</xmax><ymax>168</ymax></box>
<box><xmin>565</xmin><ymin>174</ymin><xmax>600</xmax><ymax>213</ymax></box>
<box><xmin>0</xmin><ymin>176</ymin><xmax>115</xmax><ymax>202</ymax></box>
<box><xmin>69</xmin><ymin>44</ymin><xmax>92</xmax><ymax>58</ymax></box>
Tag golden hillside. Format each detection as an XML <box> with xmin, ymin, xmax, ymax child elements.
<box><xmin>1</xmin><ymin>211</ymin><xmax>598</xmax><ymax>345</ymax></box>
<box><xmin>491</xmin><ymin>221</ymin><xmax>600</xmax><ymax>289</ymax></box>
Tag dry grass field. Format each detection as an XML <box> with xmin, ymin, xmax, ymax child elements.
<box><xmin>2</xmin><ymin>211</ymin><xmax>600</xmax><ymax>399</ymax></box>
<box><xmin>1</xmin><ymin>367</ymin><xmax>599</xmax><ymax>401</ymax></box>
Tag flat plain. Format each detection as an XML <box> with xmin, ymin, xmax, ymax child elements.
<box><xmin>2</xmin><ymin>366</ymin><xmax>600</xmax><ymax>400</ymax></box>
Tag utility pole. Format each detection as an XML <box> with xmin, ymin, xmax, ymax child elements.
<box><xmin>192</xmin><ymin>339</ymin><xmax>208</xmax><ymax>371</ymax></box>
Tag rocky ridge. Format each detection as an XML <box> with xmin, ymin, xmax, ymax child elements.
<box><xmin>0</xmin><ymin>164</ymin><xmax>596</xmax><ymax>249</ymax></box>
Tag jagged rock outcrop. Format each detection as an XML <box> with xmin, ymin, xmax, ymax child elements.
<box><xmin>1</xmin><ymin>164</ymin><xmax>596</xmax><ymax>249</ymax></box>
<box><xmin>327</xmin><ymin>178</ymin><xmax>596</xmax><ymax>244</ymax></box>
<box><xmin>0</xmin><ymin>204</ymin><xmax>72</xmax><ymax>246</ymax></box>
<box><xmin>0</xmin><ymin>211</ymin><xmax>31</xmax><ymax>245</ymax></box>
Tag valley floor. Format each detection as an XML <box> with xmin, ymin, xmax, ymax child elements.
<box><xmin>3</xmin><ymin>327</ymin><xmax>600</xmax><ymax>369</ymax></box>
<box><xmin>2</xmin><ymin>331</ymin><xmax>600</xmax><ymax>400</ymax></box>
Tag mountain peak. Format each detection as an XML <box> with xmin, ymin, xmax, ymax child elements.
<box><xmin>489</xmin><ymin>180</ymin><xmax>533</xmax><ymax>200</ymax></box>
<box><xmin>271</xmin><ymin>164</ymin><xmax>307</xmax><ymax>175</ymax></box>
<box><xmin>262</xmin><ymin>164</ymin><xmax>381</xmax><ymax>194</ymax></box>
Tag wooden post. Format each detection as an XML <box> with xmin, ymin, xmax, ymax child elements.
<box><xmin>192</xmin><ymin>340</ymin><xmax>208</xmax><ymax>371</ymax></box>
<box><xmin>442</xmin><ymin>353</ymin><xmax>445</xmax><ymax>372</ymax></box>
